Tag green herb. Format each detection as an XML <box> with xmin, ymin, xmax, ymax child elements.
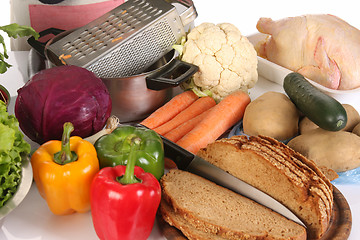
<box><xmin>0</xmin><ymin>23</ymin><xmax>39</xmax><ymax>74</ymax></box>
<box><xmin>0</xmin><ymin>100</ymin><xmax>30</xmax><ymax>207</ymax></box>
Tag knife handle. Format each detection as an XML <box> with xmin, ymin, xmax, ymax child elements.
<box><xmin>160</xmin><ymin>135</ymin><xmax>196</xmax><ymax>170</ymax></box>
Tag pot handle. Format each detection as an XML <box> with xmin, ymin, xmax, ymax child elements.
<box><xmin>27</xmin><ymin>28</ymin><xmax>65</xmax><ymax>58</ymax></box>
<box><xmin>145</xmin><ymin>59</ymin><xmax>199</xmax><ymax>90</ymax></box>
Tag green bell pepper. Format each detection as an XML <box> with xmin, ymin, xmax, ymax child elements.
<box><xmin>94</xmin><ymin>125</ymin><xmax>164</xmax><ymax>180</ymax></box>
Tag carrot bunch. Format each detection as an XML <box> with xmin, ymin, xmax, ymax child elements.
<box><xmin>141</xmin><ymin>90</ymin><xmax>251</xmax><ymax>167</ymax></box>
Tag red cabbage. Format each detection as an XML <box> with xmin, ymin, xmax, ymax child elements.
<box><xmin>15</xmin><ymin>65</ymin><xmax>112</xmax><ymax>144</ymax></box>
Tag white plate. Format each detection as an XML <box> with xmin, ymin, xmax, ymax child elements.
<box><xmin>247</xmin><ymin>33</ymin><xmax>360</xmax><ymax>97</ymax></box>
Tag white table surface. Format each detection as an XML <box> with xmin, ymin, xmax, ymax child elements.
<box><xmin>1</xmin><ymin>1</ymin><xmax>360</xmax><ymax>239</ymax></box>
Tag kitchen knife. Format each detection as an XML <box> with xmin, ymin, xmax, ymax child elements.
<box><xmin>157</xmin><ymin>132</ymin><xmax>307</xmax><ymax>228</ymax></box>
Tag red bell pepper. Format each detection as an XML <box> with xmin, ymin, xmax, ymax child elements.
<box><xmin>90</xmin><ymin>136</ymin><xmax>161</xmax><ymax>240</ymax></box>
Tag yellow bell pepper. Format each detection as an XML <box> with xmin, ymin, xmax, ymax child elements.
<box><xmin>31</xmin><ymin>122</ymin><xmax>99</xmax><ymax>215</ymax></box>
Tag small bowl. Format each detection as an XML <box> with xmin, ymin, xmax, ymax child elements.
<box><xmin>0</xmin><ymin>84</ymin><xmax>10</xmax><ymax>107</ymax></box>
<box><xmin>0</xmin><ymin>156</ymin><xmax>33</xmax><ymax>226</ymax></box>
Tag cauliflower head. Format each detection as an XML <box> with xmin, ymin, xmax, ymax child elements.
<box><xmin>181</xmin><ymin>22</ymin><xmax>258</xmax><ymax>102</ymax></box>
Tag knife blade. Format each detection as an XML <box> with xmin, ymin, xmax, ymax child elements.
<box><xmin>158</xmin><ymin>132</ymin><xmax>306</xmax><ymax>228</ymax></box>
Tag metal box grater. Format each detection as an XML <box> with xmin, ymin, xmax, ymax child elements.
<box><xmin>46</xmin><ymin>0</ymin><xmax>197</xmax><ymax>78</ymax></box>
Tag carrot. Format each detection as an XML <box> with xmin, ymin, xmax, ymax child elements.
<box><xmin>163</xmin><ymin>107</ymin><xmax>212</xmax><ymax>142</ymax></box>
<box><xmin>153</xmin><ymin>96</ymin><xmax>216</xmax><ymax>136</ymax></box>
<box><xmin>140</xmin><ymin>90</ymin><xmax>198</xmax><ymax>129</ymax></box>
<box><xmin>176</xmin><ymin>90</ymin><xmax>251</xmax><ymax>154</ymax></box>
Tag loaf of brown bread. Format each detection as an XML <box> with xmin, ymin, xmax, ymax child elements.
<box><xmin>197</xmin><ymin>135</ymin><xmax>333</xmax><ymax>239</ymax></box>
<box><xmin>160</xmin><ymin>169</ymin><xmax>307</xmax><ymax>240</ymax></box>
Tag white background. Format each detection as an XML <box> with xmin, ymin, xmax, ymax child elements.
<box><xmin>0</xmin><ymin>0</ymin><xmax>10</xmax><ymax>47</ymax></box>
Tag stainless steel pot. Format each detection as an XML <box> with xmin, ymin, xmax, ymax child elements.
<box><xmin>28</xmin><ymin>28</ymin><xmax>198</xmax><ymax>122</ymax></box>
<box><xmin>102</xmin><ymin>49</ymin><xmax>185</xmax><ymax>122</ymax></box>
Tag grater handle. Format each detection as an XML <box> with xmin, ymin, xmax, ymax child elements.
<box><xmin>145</xmin><ymin>59</ymin><xmax>199</xmax><ymax>91</ymax></box>
<box><xmin>27</xmin><ymin>28</ymin><xmax>65</xmax><ymax>58</ymax></box>
<box><xmin>167</xmin><ymin>0</ymin><xmax>197</xmax><ymax>27</ymax></box>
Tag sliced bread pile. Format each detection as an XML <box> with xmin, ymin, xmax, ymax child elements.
<box><xmin>197</xmin><ymin>135</ymin><xmax>333</xmax><ymax>239</ymax></box>
<box><xmin>160</xmin><ymin>169</ymin><xmax>307</xmax><ymax>240</ymax></box>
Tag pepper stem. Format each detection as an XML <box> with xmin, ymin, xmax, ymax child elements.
<box><xmin>53</xmin><ymin>122</ymin><xmax>78</xmax><ymax>165</ymax></box>
<box><xmin>118</xmin><ymin>136</ymin><xmax>142</xmax><ymax>185</ymax></box>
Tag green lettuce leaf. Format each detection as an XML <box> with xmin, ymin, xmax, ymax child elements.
<box><xmin>0</xmin><ymin>100</ymin><xmax>30</xmax><ymax>208</ymax></box>
<box><xmin>0</xmin><ymin>124</ymin><xmax>15</xmax><ymax>152</ymax></box>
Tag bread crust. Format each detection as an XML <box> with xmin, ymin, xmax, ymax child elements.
<box><xmin>160</xmin><ymin>200</ymin><xmax>228</xmax><ymax>240</ymax></box>
<box><xmin>197</xmin><ymin>135</ymin><xmax>333</xmax><ymax>239</ymax></box>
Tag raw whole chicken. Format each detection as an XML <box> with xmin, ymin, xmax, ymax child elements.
<box><xmin>256</xmin><ymin>14</ymin><xmax>360</xmax><ymax>90</ymax></box>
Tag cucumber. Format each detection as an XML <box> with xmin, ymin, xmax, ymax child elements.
<box><xmin>283</xmin><ymin>72</ymin><xmax>347</xmax><ymax>131</ymax></box>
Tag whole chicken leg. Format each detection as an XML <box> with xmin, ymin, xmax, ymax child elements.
<box><xmin>256</xmin><ymin>14</ymin><xmax>360</xmax><ymax>90</ymax></box>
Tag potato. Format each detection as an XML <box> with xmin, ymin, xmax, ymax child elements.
<box><xmin>343</xmin><ymin>104</ymin><xmax>360</xmax><ymax>131</ymax></box>
<box><xmin>352</xmin><ymin>122</ymin><xmax>360</xmax><ymax>136</ymax></box>
<box><xmin>299</xmin><ymin>104</ymin><xmax>360</xmax><ymax>134</ymax></box>
<box><xmin>243</xmin><ymin>91</ymin><xmax>300</xmax><ymax>141</ymax></box>
<box><xmin>299</xmin><ymin>117</ymin><xmax>318</xmax><ymax>134</ymax></box>
<box><xmin>287</xmin><ymin>128</ymin><xmax>360</xmax><ymax>172</ymax></box>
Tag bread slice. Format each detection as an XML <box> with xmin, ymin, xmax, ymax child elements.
<box><xmin>197</xmin><ymin>135</ymin><xmax>333</xmax><ymax>239</ymax></box>
<box><xmin>160</xmin><ymin>199</ymin><xmax>228</xmax><ymax>240</ymax></box>
<box><xmin>160</xmin><ymin>169</ymin><xmax>307</xmax><ymax>240</ymax></box>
